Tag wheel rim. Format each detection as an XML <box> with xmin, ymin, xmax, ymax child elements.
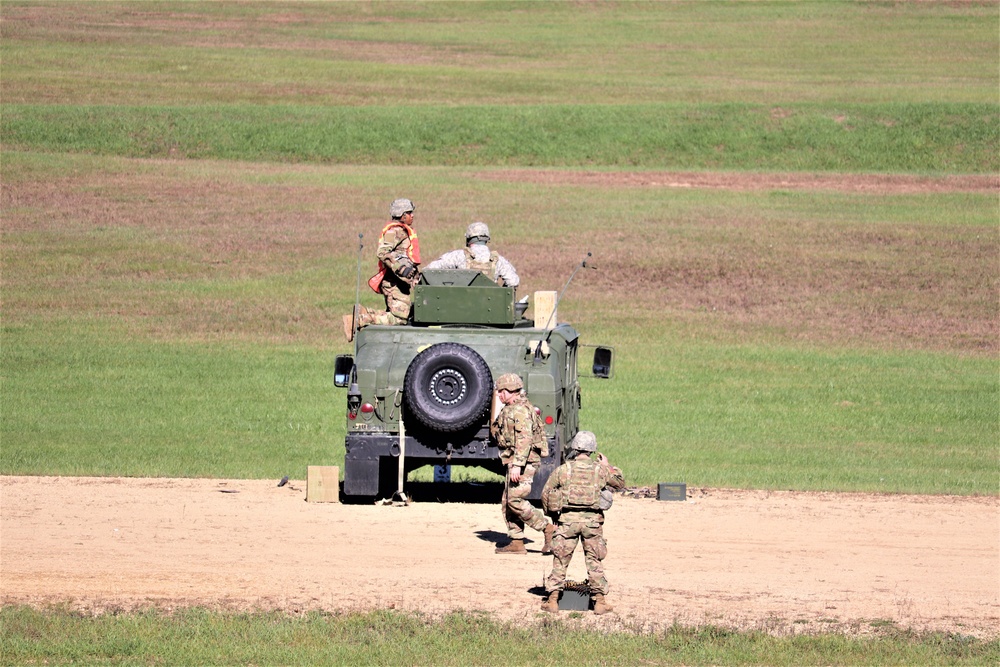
<box><xmin>428</xmin><ymin>368</ymin><xmax>468</xmax><ymax>406</ymax></box>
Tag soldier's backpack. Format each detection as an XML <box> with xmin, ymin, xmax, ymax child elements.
<box><xmin>563</xmin><ymin>457</ymin><xmax>603</xmax><ymax>509</ymax></box>
<box><xmin>464</xmin><ymin>247</ymin><xmax>500</xmax><ymax>282</ymax></box>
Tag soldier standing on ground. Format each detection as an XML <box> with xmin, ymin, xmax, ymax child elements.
<box><xmin>344</xmin><ymin>198</ymin><xmax>421</xmax><ymax>342</ymax></box>
<box><xmin>491</xmin><ymin>373</ymin><xmax>555</xmax><ymax>555</ymax></box>
<box><xmin>540</xmin><ymin>430</ymin><xmax>625</xmax><ymax>615</ymax></box>
<box><xmin>425</xmin><ymin>221</ymin><xmax>520</xmax><ymax>290</ymax></box>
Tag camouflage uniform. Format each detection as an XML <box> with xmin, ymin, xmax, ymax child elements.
<box><xmin>425</xmin><ymin>222</ymin><xmax>519</xmax><ymax>288</ymax></box>
<box><xmin>493</xmin><ymin>385</ymin><xmax>548</xmax><ymax>544</ymax></box>
<box><xmin>426</xmin><ymin>245</ymin><xmax>519</xmax><ymax>288</ymax></box>
<box><xmin>541</xmin><ymin>438</ymin><xmax>625</xmax><ymax>598</ymax></box>
<box><xmin>348</xmin><ymin>200</ymin><xmax>420</xmax><ymax>339</ymax></box>
<box><xmin>373</xmin><ymin>221</ymin><xmax>419</xmax><ymax>324</ymax></box>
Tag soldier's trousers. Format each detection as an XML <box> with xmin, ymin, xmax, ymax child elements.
<box><xmin>545</xmin><ymin>512</ymin><xmax>609</xmax><ymax>594</ymax></box>
<box><xmin>502</xmin><ymin>464</ymin><xmax>547</xmax><ymax>540</ymax></box>
<box><xmin>361</xmin><ymin>307</ymin><xmax>407</xmax><ymax>326</ymax></box>
<box><xmin>381</xmin><ymin>282</ymin><xmax>412</xmax><ymax>324</ymax></box>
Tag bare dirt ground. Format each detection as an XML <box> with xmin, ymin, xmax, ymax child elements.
<box><xmin>1</xmin><ymin>476</ymin><xmax>997</xmax><ymax>638</ymax></box>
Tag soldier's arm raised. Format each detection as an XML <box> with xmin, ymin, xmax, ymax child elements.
<box><xmin>598</xmin><ymin>453</ymin><xmax>625</xmax><ymax>490</ymax></box>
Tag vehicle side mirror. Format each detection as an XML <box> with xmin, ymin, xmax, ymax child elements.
<box><xmin>334</xmin><ymin>355</ymin><xmax>354</xmax><ymax>388</ymax></box>
<box><xmin>592</xmin><ymin>347</ymin><xmax>613</xmax><ymax>379</ymax></box>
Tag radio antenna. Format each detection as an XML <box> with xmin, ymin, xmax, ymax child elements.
<box><xmin>350</xmin><ymin>233</ymin><xmax>364</xmax><ymax>355</ymax></box>
<box><xmin>533</xmin><ymin>252</ymin><xmax>595</xmax><ymax>364</ymax></box>
<box><xmin>346</xmin><ymin>234</ymin><xmax>365</xmax><ymax>414</ymax></box>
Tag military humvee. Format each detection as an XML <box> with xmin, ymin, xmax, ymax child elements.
<box><xmin>333</xmin><ymin>268</ymin><xmax>613</xmax><ymax>501</ymax></box>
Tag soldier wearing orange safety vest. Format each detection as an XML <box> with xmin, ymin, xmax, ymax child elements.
<box><xmin>344</xmin><ymin>198</ymin><xmax>421</xmax><ymax>342</ymax></box>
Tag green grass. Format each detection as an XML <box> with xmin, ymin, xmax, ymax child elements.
<box><xmin>4</xmin><ymin>102</ymin><xmax>997</xmax><ymax>172</ymax></box>
<box><xmin>1</xmin><ymin>326</ymin><xmax>336</xmax><ymax>479</ymax></box>
<box><xmin>590</xmin><ymin>343</ymin><xmax>998</xmax><ymax>495</ymax></box>
<box><xmin>3</xmin><ymin>1</ymin><xmax>996</xmax><ymax>106</ymax></box>
<box><xmin>4</xmin><ymin>1</ymin><xmax>997</xmax><ymax>173</ymax></box>
<box><xmin>1</xmin><ymin>606</ymin><xmax>996</xmax><ymax>667</ymax></box>
<box><xmin>3</xmin><ymin>321</ymin><xmax>996</xmax><ymax>495</ymax></box>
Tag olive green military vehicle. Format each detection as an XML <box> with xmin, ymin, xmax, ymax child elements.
<box><xmin>334</xmin><ymin>268</ymin><xmax>613</xmax><ymax>501</ymax></box>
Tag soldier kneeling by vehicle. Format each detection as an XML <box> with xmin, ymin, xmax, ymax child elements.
<box><xmin>540</xmin><ymin>431</ymin><xmax>625</xmax><ymax>615</ymax></box>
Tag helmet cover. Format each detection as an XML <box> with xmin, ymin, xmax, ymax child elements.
<box><xmin>389</xmin><ymin>198</ymin><xmax>415</xmax><ymax>218</ymax></box>
<box><xmin>569</xmin><ymin>430</ymin><xmax>598</xmax><ymax>453</ymax></box>
<box><xmin>494</xmin><ymin>373</ymin><xmax>523</xmax><ymax>392</ymax></box>
<box><xmin>465</xmin><ymin>221</ymin><xmax>490</xmax><ymax>242</ymax></box>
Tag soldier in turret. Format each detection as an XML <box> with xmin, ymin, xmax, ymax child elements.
<box><xmin>426</xmin><ymin>222</ymin><xmax>519</xmax><ymax>291</ymax></box>
<box><xmin>491</xmin><ymin>372</ymin><xmax>554</xmax><ymax>555</ymax></box>
<box><xmin>344</xmin><ymin>198</ymin><xmax>421</xmax><ymax>342</ymax></box>
<box><xmin>540</xmin><ymin>431</ymin><xmax>625</xmax><ymax>615</ymax></box>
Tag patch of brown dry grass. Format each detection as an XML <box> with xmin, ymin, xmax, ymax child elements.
<box><xmin>2</xmin><ymin>3</ymin><xmax>499</xmax><ymax>69</ymax></box>
<box><xmin>574</xmin><ymin>218</ymin><xmax>997</xmax><ymax>352</ymax></box>
<box><xmin>476</xmin><ymin>169</ymin><xmax>1000</xmax><ymax>195</ymax></box>
<box><xmin>4</xmin><ymin>158</ymin><xmax>996</xmax><ymax>353</ymax></box>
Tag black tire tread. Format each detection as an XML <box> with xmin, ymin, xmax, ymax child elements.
<box><xmin>403</xmin><ymin>342</ymin><xmax>493</xmax><ymax>432</ymax></box>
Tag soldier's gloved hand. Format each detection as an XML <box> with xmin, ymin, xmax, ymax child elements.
<box><xmin>396</xmin><ymin>260</ymin><xmax>418</xmax><ymax>280</ymax></box>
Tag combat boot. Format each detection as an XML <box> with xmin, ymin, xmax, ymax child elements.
<box><xmin>495</xmin><ymin>538</ymin><xmax>527</xmax><ymax>555</ymax></box>
<box><xmin>344</xmin><ymin>306</ymin><xmax>379</xmax><ymax>341</ymax></box>
<box><xmin>541</xmin><ymin>523</ymin><xmax>555</xmax><ymax>555</ymax></box>
<box><xmin>540</xmin><ymin>592</ymin><xmax>559</xmax><ymax>612</ymax></box>
<box><xmin>592</xmin><ymin>593</ymin><xmax>613</xmax><ymax>615</ymax></box>
<box><xmin>343</xmin><ymin>314</ymin><xmax>355</xmax><ymax>342</ymax></box>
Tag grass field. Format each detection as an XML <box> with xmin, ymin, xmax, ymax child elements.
<box><xmin>3</xmin><ymin>152</ymin><xmax>996</xmax><ymax>493</ymax></box>
<box><xmin>3</xmin><ymin>2</ymin><xmax>997</xmax><ymax>106</ymax></box>
<box><xmin>1</xmin><ymin>606</ymin><xmax>996</xmax><ymax>667</ymax></box>
<box><xmin>1</xmin><ymin>1</ymin><xmax>998</xmax><ymax>663</ymax></box>
<box><xmin>4</xmin><ymin>102</ymin><xmax>997</xmax><ymax>172</ymax></box>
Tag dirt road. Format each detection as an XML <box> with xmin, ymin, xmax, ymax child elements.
<box><xmin>1</xmin><ymin>476</ymin><xmax>997</xmax><ymax>638</ymax></box>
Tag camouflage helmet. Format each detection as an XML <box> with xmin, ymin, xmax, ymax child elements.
<box><xmin>389</xmin><ymin>198</ymin><xmax>415</xmax><ymax>219</ymax></box>
<box><xmin>569</xmin><ymin>430</ymin><xmax>597</xmax><ymax>453</ymax></box>
<box><xmin>465</xmin><ymin>221</ymin><xmax>490</xmax><ymax>244</ymax></box>
<box><xmin>494</xmin><ymin>372</ymin><xmax>523</xmax><ymax>392</ymax></box>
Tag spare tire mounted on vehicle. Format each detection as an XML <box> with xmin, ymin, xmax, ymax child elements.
<box><xmin>403</xmin><ymin>342</ymin><xmax>493</xmax><ymax>432</ymax></box>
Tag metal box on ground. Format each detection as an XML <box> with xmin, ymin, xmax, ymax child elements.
<box><xmin>307</xmin><ymin>466</ymin><xmax>340</xmax><ymax>503</ymax></box>
<box><xmin>657</xmin><ymin>482</ymin><xmax>686</xmax><ymax>501</ymax></box>
<box><xmin>557</xmin><ymin>582</ymin><xmax>592</xmax><ymax>611</ymax></box>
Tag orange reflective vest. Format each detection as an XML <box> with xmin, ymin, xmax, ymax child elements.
<box><xmin>368</xmin><ymin>222</ymin><xmax>421</xmax><ymax>294</ymax></box>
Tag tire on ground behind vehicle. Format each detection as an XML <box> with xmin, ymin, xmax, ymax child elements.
<box><xmin>403</xmin><ymin>342</ymin><xmax>493</xmax><ymax>432</ymax></box>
